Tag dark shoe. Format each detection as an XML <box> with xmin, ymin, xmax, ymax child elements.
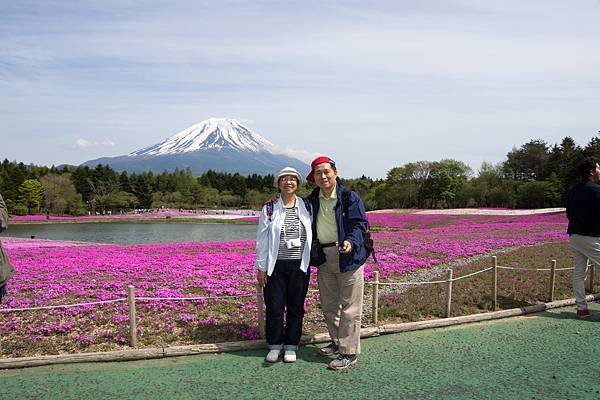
<box><xmin>576</xmin><ymin>309</ymin><xmax>592</xmax><ymax>319</ymax></box>
<box><xmin>317</xmin><ymin>342</ymin><xmax>339</xmax><ymax>357</ymax></box>
<box><xmin>327</xmin><ymin>354</ymin><xmax>357</xmax><ymax>371</ymax></box>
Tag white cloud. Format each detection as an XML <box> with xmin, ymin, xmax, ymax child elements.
<box><xmin>269</xmin><ymin>145</ymin><xmax>317</xmax><ymax>165</ymax></box>
<box><xmin>74</xmin><ymin>139</ymin><xmax>115</xmax><ymax>149</ymax></box>
<box><xmin>2</xmin><ymin>1</ymin><xmax>600</xmax><ymax>177</ymax></box>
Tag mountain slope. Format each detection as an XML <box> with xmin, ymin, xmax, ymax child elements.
<box><xmin>82</xmin><ymin>118</ymin><xmax>309</xmax><ymax>176</ymax></box>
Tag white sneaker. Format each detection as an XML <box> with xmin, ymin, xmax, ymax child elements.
<box><xmin>265</xmin><ymin>349</ymin><xmax>281</xmax><ymax>362</ymax></box>
<box><xmin>283</xmin><ymin>350</ymin><xmax>296</xmax><ymax>363</ymax></box>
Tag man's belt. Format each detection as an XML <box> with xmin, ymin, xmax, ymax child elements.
<box><xmin>320</xmin><ymin>242</ymin><xmax>338</xmax><ymax>248</ymax></box>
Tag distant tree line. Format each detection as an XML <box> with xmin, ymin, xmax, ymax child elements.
<box><xmin>0</xmin><ymin>163</ymin><xmax>278</xmax><ymax>216</ymax></box>
<box><xmin>372</xmin><ymin>134</ymin><xmax>600</xmax><ymax>210</ymax></box>
<box><xmin>1</xmin><ymin>133</ymin><xmax>599</xmax><ymax>215</ymax></box>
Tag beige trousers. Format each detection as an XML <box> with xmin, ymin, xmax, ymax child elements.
<box><xmin>317</xmin><ymin>246</ymin><xmax>364</xmax><ymax>355</ymax></box>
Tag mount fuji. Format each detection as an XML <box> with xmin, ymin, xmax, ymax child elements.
<box><xmin>82</xmin><ymin>118</ymin><xmax>309</xmax><ymax>176</ymax></box>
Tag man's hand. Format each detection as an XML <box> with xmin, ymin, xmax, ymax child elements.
<box><xmin>339</xmin><ymin>240</ymin><xmax>352</xmax><ymax>254</ymax></box>
<box><xmin>257</xmin><ymin>270</ymin><xmax>267</xmax><ymax>287</ymax></box>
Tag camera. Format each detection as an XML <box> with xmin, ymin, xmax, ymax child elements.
<box><xmin>285</xmin><ymin>238</ymin><xmax>301</xmax><ymax>249</ymax></box>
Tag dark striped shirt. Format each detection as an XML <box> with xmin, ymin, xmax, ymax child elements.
<box><xmin>277</xmin><ymin>207</ymin><xmax>307</xmax><ymax>260</ymax></box>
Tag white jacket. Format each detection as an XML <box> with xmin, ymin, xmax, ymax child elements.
<box><xmin>255</xmin><ymin>196</ymin><xmax>313</xmax><ymax>276</ymax></box>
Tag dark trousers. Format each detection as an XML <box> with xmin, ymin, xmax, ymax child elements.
<box><xmin>263</xmin><ymin>259</ymin><xmax>310</xmax><ymax>349</ymax></box>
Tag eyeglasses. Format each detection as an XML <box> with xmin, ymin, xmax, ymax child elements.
<box><xmin>280</xmin><ymin>176</ymin><xmax>298</xmax><ymax>183</ymax></box>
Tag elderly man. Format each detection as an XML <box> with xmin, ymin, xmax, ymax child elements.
<box><xmin>567</xmin><ymin>157</ymin><xmax>600</xmax><ymax>318</ymax></box>
<box><xmin>306</xmin><ymin>156</ymin><xmax>369</xmax><ymax>371</ymax></box>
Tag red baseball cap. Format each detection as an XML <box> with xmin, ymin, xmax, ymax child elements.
<box><xmin>306</xmin><ymin>156</ymin><xmax>336</xmax><ymax>182</ymax></box>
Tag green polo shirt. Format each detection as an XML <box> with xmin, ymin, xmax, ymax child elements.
<box><xmin>317</xmin><ymin>186</ymin><xmax>338</xmax><ymax>244</ymax></box>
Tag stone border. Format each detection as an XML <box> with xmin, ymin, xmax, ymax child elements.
<box><xmin>1</xmin><ymin>293</ymin><xmax>597</xmax><ymax>370</ymax></box>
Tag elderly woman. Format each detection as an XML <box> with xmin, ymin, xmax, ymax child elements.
<box><xmin>255</xmin><ymin>167</ymin><xmax>312</xmax><ymax>363</ymax></box>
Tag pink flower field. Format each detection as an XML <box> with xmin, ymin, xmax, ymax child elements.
<box><xmin>0</xmin><ymin>211</ymin><xmax>569</xmax><ymax>357</ymax></box>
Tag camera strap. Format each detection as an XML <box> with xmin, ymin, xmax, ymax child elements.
<box><xmin>282</xmin><ymin>208</ymin><xmax>302</xmax><ymax>241</ymax></box>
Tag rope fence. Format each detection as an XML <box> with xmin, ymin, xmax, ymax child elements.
<box><xmin>0</xmin><ymin>289</ymin><xmax>257</xmax><ymax>347</ymax></box>
<box><xmin>0</xmin><ymin>256</ymin><xmax>595</xmax><ymax>348</ymax></box>
<box><xmin>367</xmin><ymin>256</ymin><xmax>595</xmax><ymax>324</ymax></box>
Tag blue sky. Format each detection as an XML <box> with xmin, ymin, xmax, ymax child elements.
<box><xmin>2</xmin><ymin>0</ymin><xmax>599</xmax><ymax>178</ymax></box>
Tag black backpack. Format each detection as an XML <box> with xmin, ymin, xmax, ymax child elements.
<box><xmin>341</xmin><ymin>190</ymin><xmax>377</xmax><ymax>264</ymax></box>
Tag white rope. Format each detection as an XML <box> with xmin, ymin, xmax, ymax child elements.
<box><xmin>0</xmin><ymin>298</ymin><xmax>126</xmax><ymax>312</ymax></box>
<box><xmin>497</xmin><ymin>265</ymin><xmax>550</xmax><ymax>271</ymax></box>
<box><xmin>555</xmin><ymin>267</ymin><xmax>575</xmax><ymax>271</ymax></box>
<box><xmin>367</xmin><ymin>280</ymin><xmax>448</xmax><ymax>286</ymax></box>
<box><xmin>452</xmin><ymin>267</ymin><xmax>493</xmax><ymax>281</ymax></box>
<box><xmin>136</xmin><ymin>294</ymin><xmax>253</xmax><ymax>301</ymax></box>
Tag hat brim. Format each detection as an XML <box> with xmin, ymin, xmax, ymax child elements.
<box><xmin>274</xmin><ymin>172</ymin><xmax>302</xmax><ymax>187</ymax></box>
<box><xmin>306</xmin><ymin>171</ymin><xmax>315</xmax><ymax>182</ymax></box>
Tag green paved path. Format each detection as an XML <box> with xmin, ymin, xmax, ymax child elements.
<box><xmin>2</xmin><ymin>303</ymin><xmax>600</xmax><ymax>400</ymax></box>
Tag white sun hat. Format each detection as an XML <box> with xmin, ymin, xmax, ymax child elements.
<box><xmin>273</xmin><ymin>167</ymin><xmax>303</xmax><ymax>187</ymax></box>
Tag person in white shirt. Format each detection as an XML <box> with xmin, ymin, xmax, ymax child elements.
<box><xmin>255</xmin><ymin>167</ymin><xmax>312</xmax><ymax>363</ymax></box>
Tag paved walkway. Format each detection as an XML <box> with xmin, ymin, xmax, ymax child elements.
<box><xmin>1</xmin><ymin>302</ymin><xmax>600</xmax><ymax>399</ymax></box>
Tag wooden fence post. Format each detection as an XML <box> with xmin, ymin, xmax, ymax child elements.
<box><xmin>372</xmin><ymin>270</ymin><xmax>380</xmax><ymax>325</ymax></box>
<box><xmin>588</xmin><ymin>263</ymin><xmax>595</xmax><ymax>293</ymax></box>
<box><xmin>549</xmin><ymin>259</ymin><xmax>556</xmax><ymax>302</ymax></box>
<box><xmin>127</xmin><ymin>285</ymin><xmax>138</xmax><ymax>348</ymax></box>
<box><xmin>256</xmin><ymin>284</ymin><xmax>265</xmax><ymax>339</ymax></box>
<box><xmin>491</xmin><ymin>256</ymin><xmax>498</xmax><ymax>311</ymax></box>
<box><xmin>445</xmin><ymin>269</ymin><xmax>453</xmax><ymax>318</ymax></box>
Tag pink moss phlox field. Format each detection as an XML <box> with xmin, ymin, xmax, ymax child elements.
<box><xmin>0</xmin><ymin>238</ymin><xmax>261</xmax><ymax>352</ymax></box>
<box><xmin>0</xmin><ymin>211</ymin><xmax>568</xmax><ymax>355</ymax></box>
<box><xmin>367</xmin><ymin>212</ymin><xmax>566</xmax><ymax>229</ymax></box>
<box><xmin>363</xmin><ymin>212</ymin><xmax>567</xmax><ymax>279</ymax></box>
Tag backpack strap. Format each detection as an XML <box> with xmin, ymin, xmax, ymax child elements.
<box><xmin>265</xmin><ymin>200</ymin><xmax>275</xmax><ymax>222</ymax></box>
<box><xmin>341</xmin><ymin>189</ymin><xmax>351</xmax><ymax>216</ymax></box>
<box><xmin>342</xmin><ymin>189</ymin><xmax>377</xmax><ymax>263</ymax></box>
<box><xmin>302</xmin><ymin>197</ymin><xmax>312</xmax><ymax>216</ymax></box>
<box><xmin>267</xmin><ymin>197</ymin><xmax>312</xmax><ymax>222</ymax></box>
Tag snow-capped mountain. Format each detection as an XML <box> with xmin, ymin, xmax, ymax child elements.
<box><xmin>82</xmin><ymin>118</ymin><xmax>309</xmax><ymax>176</ymax></box>
<box><xmin>130</xmin><ymin>118</ymin><xmax>276</xmax><ymax>156</ymax></box>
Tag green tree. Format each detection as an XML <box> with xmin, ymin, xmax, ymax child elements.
<box><xmin>547</xmin><ymin>137</ymin><xmax>583</xmax><ymax>199</ymax></box>
<box><xmin>583</xmin><ymin>133</ymin><xmax>600</xmax><ymax>160</ymax></box>
<box><xmin>516</xmin><ymin>180</ymin><xmax>562</xmax><ymax>208</ymax></box>
<box><xmin>220</xmin><ymin>191</ymin><xmax>242</xmax><ymax>207</ymax></box>
<box><xmin>503</xmin><ymin>139</ymin><xmax>550</xmax><ymax>180</ymax></box>
<box><xmin>381</xmin><ymin>161</ymin><xmax>431</xmax><ymax>208</ymax></box>
<box><xmin>197</xmin><ymin>187</ymin><xmax>220</xmax><ymax>208</ymax></box>
<box><xmin>244</xmin><ymin>189</ymin><xmax>270</xmax><ymax>209</ymax></box>
<box><xmin>18</xmin><ymin>179</ymin><xmax>44</xmax><ymax>214</ymax></box>
<box><xmin>421</xmin><ymin>160</ymin><xmax>471</xmax><ymax>208</ymax></box>
<box><xmin>107</xmin><ymin>191</ymin><xmax>139</xmax><ymax>211</ymax></box>
<box><xmin>40</xmin><ymin>173</ymin><xmax>84</xmax><ymax>215</ymax></box>
<box><xmin>131</xmin><ymin>173</ymin><xmax>154</xmax><ymax>209</ymax></box>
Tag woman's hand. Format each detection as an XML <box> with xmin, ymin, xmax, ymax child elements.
<box><xmin>339</xmin><ymin>240</ymin><xmax>352</xmax><ymax>254</ymax></box>
<box><xmin>257</xmin><ymin>270</ymin><xmax>267</xmax><ymax>287</ymax></box>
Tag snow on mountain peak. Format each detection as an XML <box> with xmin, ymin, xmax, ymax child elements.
<box><xmin>129</xmin><ymin>118</ymin><xmax>276</xmax><ymax>156</ymax></box>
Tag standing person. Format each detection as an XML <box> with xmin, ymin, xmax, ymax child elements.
<box><xmin>306</xmin><ymin>156</ymin><xmax>369</xmax><ymax>371</ymax></box>
<box><xmin>566</xmin><ymin>157</ymin><xmax>600</xmax><ymax>318</ymax></box>
<box><xmin>0</xmin><ymin>193</ymin><xmax>16</xmax><ymax>302</ymax></box>
<box><xmin>255</xmin><ymin>167</ymin><xmax>312</xmax><ymax>363</ymax></box>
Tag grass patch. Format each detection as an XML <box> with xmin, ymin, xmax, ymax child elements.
<box><xmin>377</xmin><ymin>241</ymin><xmax>580</xmax><ymax>322</ymax></box>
